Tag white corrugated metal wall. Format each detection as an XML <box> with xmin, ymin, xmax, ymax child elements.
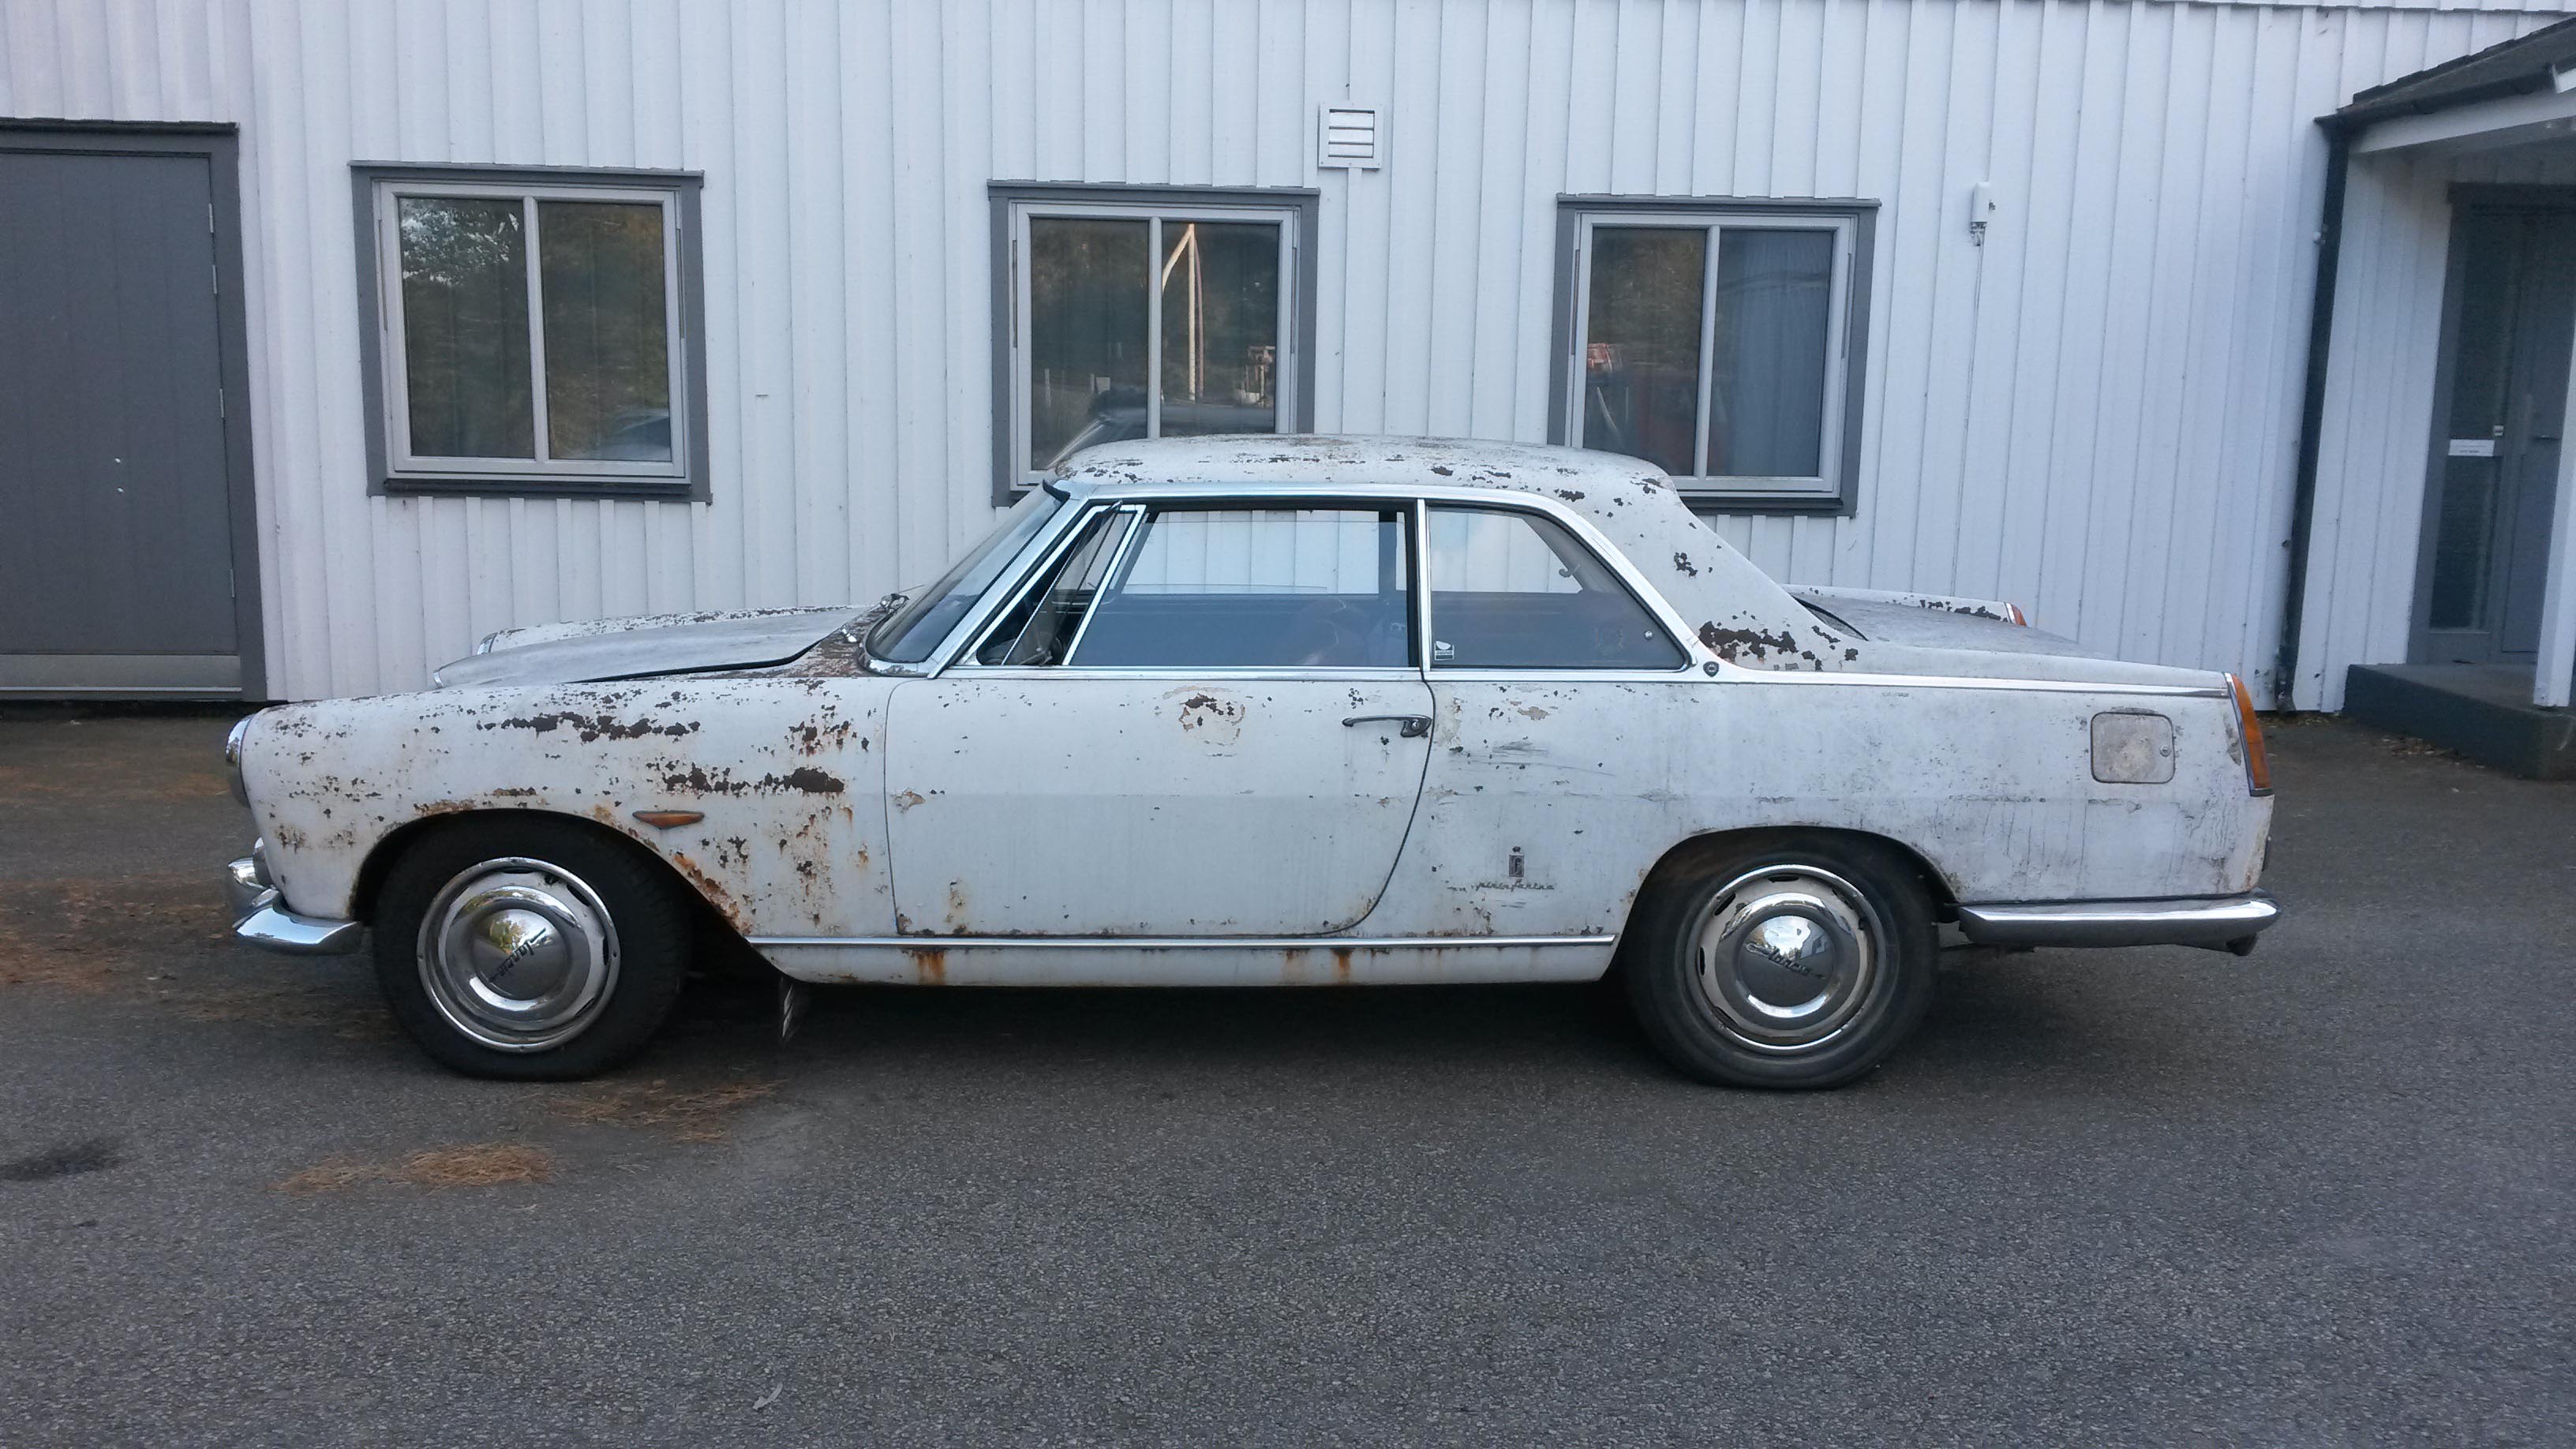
<box><xmin>3</xmin><ymin>0</ymin><xmax>2570</xmax><ymax>701</ymax></box>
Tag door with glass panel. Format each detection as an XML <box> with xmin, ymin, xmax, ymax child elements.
<box><xmin>883</xmin><ymin>503</ymin><xmax>1432</xmax><ymax>938</ymax></box>
<box><xmin>2413</xmin><ymin>204</ymin><xmax>2576</xmax><ymax>666</ymax></box>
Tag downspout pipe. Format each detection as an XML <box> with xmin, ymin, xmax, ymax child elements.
<box><xmin>2273</xmin><ymin>121</ymin><xmax>2353</xmax><ymax>711</ymax></box>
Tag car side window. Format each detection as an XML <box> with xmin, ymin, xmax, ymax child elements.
<box><xmin>973</xmin><ymin>507</ymin><xmax>1141</xmax><ymax>666</ymax></box>
<box><xmin>1426</xmin><ymin>507</ymin><xmax>1685</xmax><ymax>669</ymax></box>
<box><xmin>1064</xmin><ymin>506</ymin><xmax>1413</xmax><ymax>668</ymax></box>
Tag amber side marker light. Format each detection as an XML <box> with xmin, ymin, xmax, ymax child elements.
<box><xmin>2226</xmin><ymin>673</ymin><xmax>2273</xmax><ymax>796</ymax></box>
<box><xmin>632</xmin><ymin>810</ymin><xmax>705</xmax><ymax>829</ymax></box>
<box><xmin>2004</xmin><ymin>601</ymin><xmax>2030</xmax><ymax>627</ymax></box>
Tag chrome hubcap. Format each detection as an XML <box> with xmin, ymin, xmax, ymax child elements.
<box><xmin>1694</xmin><ymin>866</ymin><xmax>1881</xmax><ymax>1053</ymax></box>
<box><xmin>417</xmin><ymin>858</ymin><xmax>619</xmax><ymax>1052</ymax></box>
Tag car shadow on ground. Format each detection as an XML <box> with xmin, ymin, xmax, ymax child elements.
<box><xmin>621</xmin><ymin>949</ymin><xmax>2181</xmax><ymax>1096</ymax></box>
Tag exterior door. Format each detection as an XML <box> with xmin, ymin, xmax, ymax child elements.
<box><xmin>2416</xmin><ymin>204</ymin><xmax>2576</xmax><ymax>665</ymax></box>
<box><xmin>0</xmin><ymin>129</ymin><xmax>257</xmax><ymax>695</ymax></box>
<box><xmin>882</xmin><ymin>502</ymin><xmax>1432</xmax><ymax>938</ymax></box>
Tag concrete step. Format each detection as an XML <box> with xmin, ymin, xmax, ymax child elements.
<box><xmin>2343</xmin><ymin>664</ymin><xmax>2576</xmax><ymax>780</ymax></box>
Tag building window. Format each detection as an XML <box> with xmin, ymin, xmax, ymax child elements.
<box><xmin>990</xmin><ymin>184</ymin><xmax>1319</xmax><ymax>502</ymax></box>
<box><xmin>1552</xmin><ymin>197</ymin><xmax>1874</xmax><ymax>513</ymax></box>
<box><xmin>354</xmin><ymin>166</ymin><xmax>708</xmax><ymax>499</ymax></box>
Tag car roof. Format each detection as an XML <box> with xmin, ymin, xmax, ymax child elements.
<box><xmin>1050</xmin><ymin>433</ymin><xmax>1673</xmax><ymax>506</ymax></box>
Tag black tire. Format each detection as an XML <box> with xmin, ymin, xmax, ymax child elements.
<box><xmin>370</xmin><ymin>817</ymin><xmax>693</xmax><ymax>1080</ymax></box>
<box><xmin>1622</xmin><ymin>832</ymin><xmax>1937</xmax><ymax>1089</ymax></box>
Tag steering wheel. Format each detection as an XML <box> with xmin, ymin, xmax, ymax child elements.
<box><xmin>1286</xmin><ymin>597</ymin><xmax>1375</xmax><ymax>666</ymax></box>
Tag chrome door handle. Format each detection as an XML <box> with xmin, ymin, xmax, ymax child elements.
<box><xmin>1343</xmin><ymin>713</ymin><xmax>1432</xmax><ymax>739</ymax></box>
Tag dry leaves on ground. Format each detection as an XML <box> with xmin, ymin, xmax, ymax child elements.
<box><xmin>549</xmin><ymin>1077</ymin><xmax>779</xmax><ymax>1143</ymax></box>
<box><xmin>277</xmin><ymin>1142</ymin><xmax>553</xmax><ymax>1193</ymax></box>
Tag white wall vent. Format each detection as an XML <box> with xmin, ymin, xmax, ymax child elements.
<box><xmin>1318</xmin><ymin>107</ymin><xmax>1383</xmax><ymax>169</ymax></box>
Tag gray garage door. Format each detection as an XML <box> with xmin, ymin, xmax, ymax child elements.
<box><xmin>0</xmin><ymin>134</ymin><xmax>254</xmax><ymax>695</ymax></box>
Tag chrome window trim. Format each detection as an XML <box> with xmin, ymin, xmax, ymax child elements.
<box><xmin>908</xmin><ymin>482</ymin><xmax>1101</xmax><ymax>675</ymax></box>
<box><xmin>1419</xmin><ymin>496</ymin><xmax>1454</xmax><ymax>672</ymax></box>
<box><xmin>958</xmin><ymin>502</ymin><xmax>1144</xmax><ymax>668</ymax></box>
<box><xmin>994</xmin><ymin>482</ymin><xmax>1713</xmax><ymax>676</ymax></box>
<box><xmin>746</xmin><ymin>932</ymin><xmax>1618</xmax><ymax>949</ymax></box>
<box><xmin>952</xmin><ymin>666</ymin><xmax>1428</xmax><ymax>682</ymax></box>
<box><xmin>1058</xmin><ymin>504</ymin><xmax>1150</xmax><ymax>665</ymax></box>
<box><xmin>1716</xmin><ymin>664</ymin><xmax>2232</xmax><ymax>698</ymax></box>
<box><xmin>1417</xmin><ymin>498</ymin><xmax>1698</xmax><ymax>676</ymax></box>
<box><xmin>913</xmin><ymin>478</ymin><xmax>2228</xmax><ymax>700</ymax></box>
<box><xmin>928</xmin><ymin>487</ymin><xmax>1440</xmax><ymax>679</ymax></box>
<box><xmin>1429</xmin><ymin>670</ymin><xmax>1714</xmax><ymax>685</ymax></box>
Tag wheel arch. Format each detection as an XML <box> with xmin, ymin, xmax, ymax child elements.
<box><xmin>350</xmin><ymin>808</ymin><xmax>749</xmax><ymax>945</ymax></box>
<box><xmin>1615</xmin><ymin>826</ymin><xmax>1960</xmax><ymax>955</ymax></box>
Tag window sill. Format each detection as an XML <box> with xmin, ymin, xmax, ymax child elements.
<box><xmin>376</xmin><ymin>474</ymin><xmax>705</xmax><ymax>503</ymax></box>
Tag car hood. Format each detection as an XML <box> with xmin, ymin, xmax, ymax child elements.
<box><xmin>430</xmin><ymin>606</ymin><xmax>861</xmax><ymax>688</ymax></box>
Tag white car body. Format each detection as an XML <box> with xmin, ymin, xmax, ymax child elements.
<box><xmin>225</xmin><ymin>436</ymin><xmax>2275</xmax><ymax>996</ymax></box>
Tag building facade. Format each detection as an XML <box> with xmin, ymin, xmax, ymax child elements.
<box><xmin>4</xmin><ymin>0</ymin><xmax>2574</xmax><ymax>722</ymax></box>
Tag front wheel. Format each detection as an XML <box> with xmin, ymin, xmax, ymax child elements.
<box><xmin>1623</xmin><ymin>834</ymin><xmax>1937</xmax><ymax>1089</ymax></box>
<box><xmin>371</xmin><ymin>818</ymin><xmax>692</xmax><ymax>1080</ymax></box>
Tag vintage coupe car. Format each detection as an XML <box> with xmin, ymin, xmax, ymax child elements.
<box><xmin>223</xmin><ymin>436</ymin><xmax>2276</xmax><ymax>1088</ymax></box>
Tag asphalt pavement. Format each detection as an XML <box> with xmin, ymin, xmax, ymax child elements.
<box><xmin>0</xmin><ymin>710</ymin><xmax>2568</xmax><ymax>1445</ymax></box>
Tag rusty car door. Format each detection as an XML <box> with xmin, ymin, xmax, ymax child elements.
<box><xmin>881</xmin><ymin>502</ymin><xmax>1434</xmax><ymax>938</ymax></box>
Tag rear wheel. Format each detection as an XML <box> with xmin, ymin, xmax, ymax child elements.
<box><xmin>1623</xmin><ymin>833</ymin><xmax>1936</xmax><ymax>1089</ymax></box>
<box><xmin>371</xmin><ymin>818</ymin><xmax>692</xmax><ymax>1080</ymax></box>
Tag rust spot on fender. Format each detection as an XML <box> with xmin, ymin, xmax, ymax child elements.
<box><xmin>761</xmin><ymin>766</ymin><xmax>843</xmax><ymax>796</ymax></box>
<box><xmin>665</xmin><ymin>851</ymin><xmax>750</xmax><ymax>933</ymax></box>
<box><xmin>1698</xmin><ymin>622</ymin><xmax>1800</xmax><ymax>663</ymax></box>
<box><xmin>890</xmin><ymin>789</ymin><xmax>927</xmax><ymax>812</ymax></box>
<box><xmin>1174</xmin><ymin>691</ymin><xmax>1246</xmax><ymax>744</ymax></box>
<box><xmin>480</xmin><ymin>712</ymin><xmax>701</xmax><ymax>744</ymax></box>
<box><xmin>907</xmin><ymin>946</ymin><xmax>946</xmax><ymax>986</ymax></box>
<box><xmin>1330</xmin><ymin>945</ymin><xmax>1354</xmax><ymax>985</ymax></box>
<box><xmin>657</xmin><ymin>765</ymin><xmax>842</xmax><ymax>796</ymax></box>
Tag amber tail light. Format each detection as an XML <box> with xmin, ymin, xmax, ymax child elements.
<box><xmin>2226</xmin><ymin>673</ymin><xmax>2272</xmax><ymax>796</ymax></box>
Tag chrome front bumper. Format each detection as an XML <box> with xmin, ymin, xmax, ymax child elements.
<box><xmin>224</xmin><ymin>843</ymin><xmax>364</xmax><ymax>956</ymax></box>
<box><xmin>1954</xmin><ymin>892</ymin><xmax>2278</xmax><ymax>955</ymax></box>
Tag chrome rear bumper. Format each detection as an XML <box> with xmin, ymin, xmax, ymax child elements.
<box><xmin>224</xmin><ymin>845</ymin><xmax>364</xmax><ymax>956</ymax></box>
<box><xmin>1954</xmin><ymin>892</ymin><xmax>2278</xmax><ymax>954</ymax></box>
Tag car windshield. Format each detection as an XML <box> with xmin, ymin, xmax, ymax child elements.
<box><xmin>866</xmin><ymin>489</ymin><xmax>1064</xmax><ymax>663</ymax></box>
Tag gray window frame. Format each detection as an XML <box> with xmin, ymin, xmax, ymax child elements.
<box><xmin>352</xmin><ymin>163</ymin><xmax>711</xmax><ymax>501</ymax></box>
<box><xmin>988</xmin><ymin>182</ymin><xmax>1321</xmax><ymax>505</ymax></box>
<box><xmin>1548</xmin><ymin>195</ymin><xmax>1876</xmax><ymax>516</ymax></box>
